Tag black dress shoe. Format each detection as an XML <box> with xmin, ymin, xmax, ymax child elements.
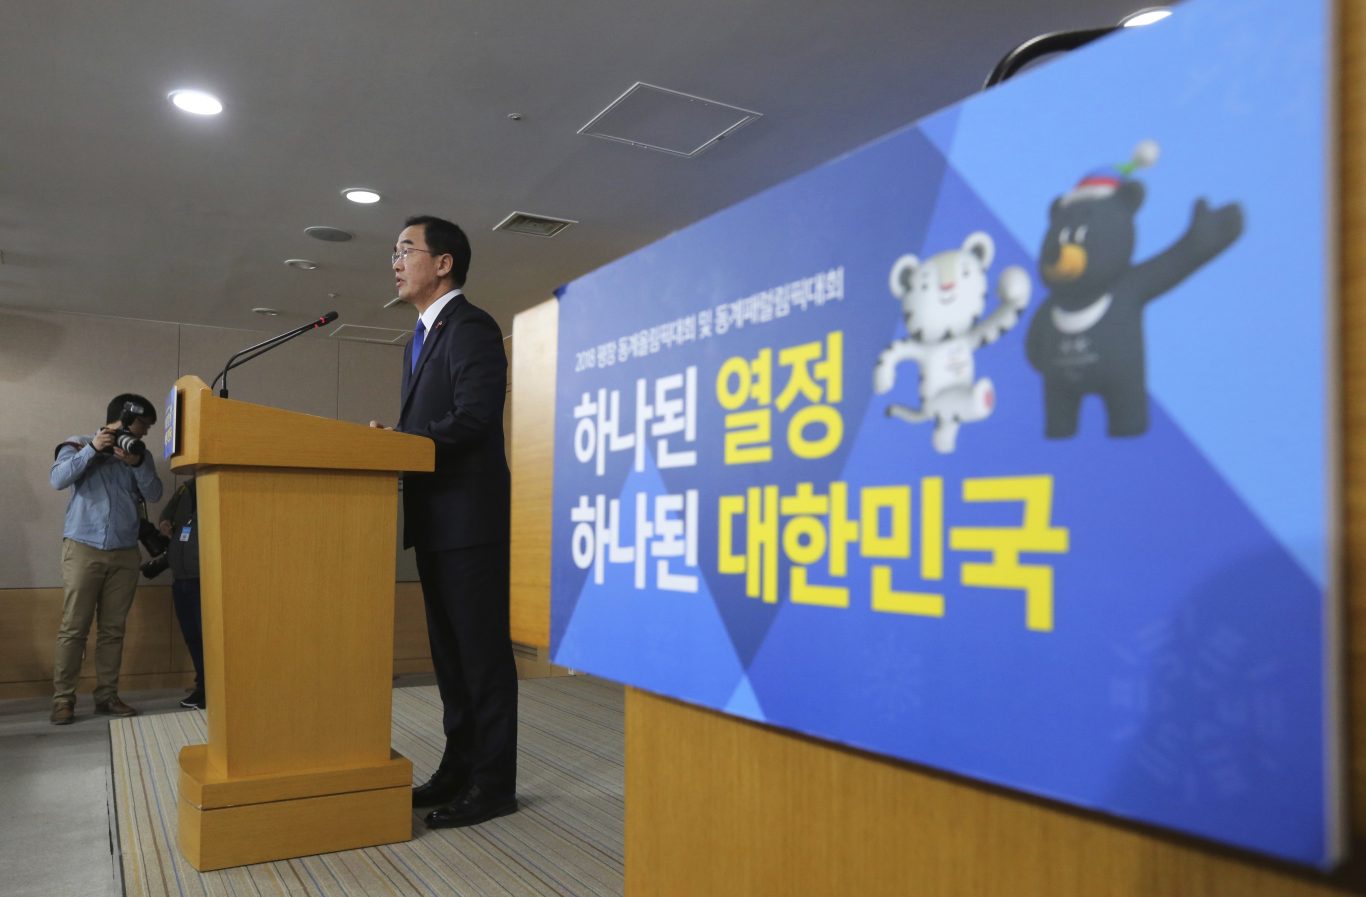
<box><xmin>412</xmin><ymin>768</ymin><xmax>468</xmax><ymax>808</ymax></box>
<box><xmin>424</xmin><ymin>784</ymin><xmax>517</xmax><ymax>829</ymax></box>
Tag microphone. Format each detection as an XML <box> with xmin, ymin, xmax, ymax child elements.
<box><xmin>211</xmin><ymin>311</ymin><xmax>339</xmax><ymax>398</ymax></box>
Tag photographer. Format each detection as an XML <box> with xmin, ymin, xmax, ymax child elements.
<box><xmin>49</xmin><ymin>393</ymin><xmax>164</xmax><ymax>725</ymax></box>
<box><xmin>158</xmin><ymin>478</ymin><xmax>204</xmax><ymax>710</ymax></box>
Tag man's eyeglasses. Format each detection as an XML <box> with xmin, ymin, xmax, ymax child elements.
<box><xmin>391</xmin><ymin>246</ymin><xmax>443</xmax><ymax>265</ymax></box>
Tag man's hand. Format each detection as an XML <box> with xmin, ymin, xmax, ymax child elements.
<box><xmin>158</xmin><ymin>520</ymin><xmax>173</xmax><ymax>537</ymax></box>
<box><xmin>112</xmin><ymin>446</ymin><xmax>142</xmax><ymax>466</ymax></box>
<box><xmin>369</xmin><ymin>420</ymin><xmax>393</xmax><ymax>431</ymax></box>
<box><xmin>91</xmin><ymin>429</ymin><xmax>116</xmax><ymax>452</ymax></box>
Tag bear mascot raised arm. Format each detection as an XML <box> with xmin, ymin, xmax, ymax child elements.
<box><xmin>1025</xmin><ymin>141</ymin><xmax>1243</xmax><ymax>439</ymax></box>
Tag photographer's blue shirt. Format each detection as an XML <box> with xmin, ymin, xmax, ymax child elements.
<box><xmin>51</xmin><ymin>434</ymin><xmax>164</xmax><ymax>551</ymax></box>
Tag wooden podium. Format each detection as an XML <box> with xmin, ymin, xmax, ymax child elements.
<box><xmin>166</xmin><ymin>376</ymin><xmax>434</xmax><ymax>871</ymax></box>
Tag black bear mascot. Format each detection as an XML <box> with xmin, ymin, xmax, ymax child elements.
<box><xmin>1025</xmin><ymin>141</ymin><xmax>1243</xmax><ymax>438</ymax></box>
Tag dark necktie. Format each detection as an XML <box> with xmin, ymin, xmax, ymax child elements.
<box><xmin>411</xmin><ymin>318</ymin><xmax>426</xmax><ymax>374</ymax></box>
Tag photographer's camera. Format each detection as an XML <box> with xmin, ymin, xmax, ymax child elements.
<box><xmin>100</xmin><ymin>399</ymin><xmax>150</xmax><ymax>457</ymax></box>
<box><xmin>137</xmin><ymin>519</ymin><xmax>170</xmax><ymax>580</ymax></box>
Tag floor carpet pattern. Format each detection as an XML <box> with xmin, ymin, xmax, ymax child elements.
<box><xmin>110</xmin><ymin>677</ymin><xmax>624</xmax><ymax>897</ymax></box>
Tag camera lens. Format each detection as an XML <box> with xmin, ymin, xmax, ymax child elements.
<box><xmin>114</xmin><ymin>431</ymin><xmax>144</xmax><ymax>456</ymax></box>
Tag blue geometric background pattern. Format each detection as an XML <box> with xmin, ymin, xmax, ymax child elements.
<box><xmin>550</xmin><ymin>0</ymin><xmax>1337</xmax><ymax>867</ymax></box>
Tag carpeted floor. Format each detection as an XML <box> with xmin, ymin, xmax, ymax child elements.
<box><xmin>110</xmin><ymin>677</ymin><xmax>624</xmax><ymax>897</ymax></box>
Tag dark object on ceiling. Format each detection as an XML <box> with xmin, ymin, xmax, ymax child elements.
<box><xmin>984</xmin><ymin>26</ymin><xmax>1119</xmax><ymax>88</ymax></box>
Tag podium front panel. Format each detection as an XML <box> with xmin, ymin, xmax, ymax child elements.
<box><xmin>199</xmin><ymin>467</ymin><xmax>399</xmax><ymax>778</ymax></box>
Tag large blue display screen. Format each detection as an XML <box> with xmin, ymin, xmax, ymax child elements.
<box><xmin>550</xmin><ymin>0</ymin><xmax>1338</xmax><ymax>866</ymax></box>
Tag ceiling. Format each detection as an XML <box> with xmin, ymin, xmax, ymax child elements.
<box><xmin>1</xmin><ymin>0</ymin><xmax>1149</xmax><ymax>338</ymax></box>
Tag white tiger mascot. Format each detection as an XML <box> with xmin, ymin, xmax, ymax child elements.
<box><xmin>873</xmin><ymin>231</ymin><xmax>1030</xmax><ymax>453</ymax></box>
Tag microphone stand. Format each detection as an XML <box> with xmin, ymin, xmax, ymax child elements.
<box><xmin>211</xmin><ymin>312</ymin><xmax>338</xmax><ymax>398</ymax></box>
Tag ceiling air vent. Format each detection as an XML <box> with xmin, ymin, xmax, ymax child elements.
<box><xmin>304</xmin><ymin>226</ymin><xmax>353</xmax><ymax>242</ymax></box>
<box><xmin>579</xmin><ymin>82</ymin><xmax>761</xmax><ymax>158</ymax></box>
<box><xmin>492</xmin><ymin>211</ymin><xmax>577</xmax><ymax>238</ymax></box>
<box><xmin>330</xmin><ymin>324</ymin><xmax>413</xmax><ymax>344</ymax></box>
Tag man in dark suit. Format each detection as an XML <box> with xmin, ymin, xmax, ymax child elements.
<box><xmin>372</xmin><ymin>214</ymin><xmax>517</xmax><ymax>828</ymax></box>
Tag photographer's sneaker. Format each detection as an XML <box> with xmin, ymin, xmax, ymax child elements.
<box><xmin>179</xmin><ymin>690</ymin><xmax>205</xmax><ymax>710</ymax></box>
<box><xmin>50</xmin><ymin>699</ymin><xmax>75</xmax><ymax>726</ymax></box>
<box><xmin>94</xmin><ymin>697</ymin><xmax>137</xmax><ymax>717</ymax></box>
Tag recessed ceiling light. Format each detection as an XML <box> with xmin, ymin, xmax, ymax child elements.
<box><xmin>342</xmin><ymin>188</ymin><xmax>381</xmax><ymax>204</ymax></box>
<box><xmin>168</xmin><ymin>89</ymin><xmax>223</xmax><ymax>116</ymax></box>
<box><xmin>284</xmin><ymin>259</ymin><xmax>319</xmax><ymax>270</ymax></box>
<box><xmin>1121</xmin><ymin>7</ymin><xmax>1172</xmax><ymax>27</ymax></box>
<box><xmin>253</xmin><ymin>307</ymin><xmax>281</xmax><ymax>316</ymax></box>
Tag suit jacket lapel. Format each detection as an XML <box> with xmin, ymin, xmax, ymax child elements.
<box><xmin>401</xmin><ymin>294</ymin><xmax>464</xmax><ymax>411</ymax></box>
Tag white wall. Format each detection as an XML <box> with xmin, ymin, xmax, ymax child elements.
<box><xmin>0</xmin><ymin>307</ymin><xmax>417</xmax><ymax>588</ymax></box>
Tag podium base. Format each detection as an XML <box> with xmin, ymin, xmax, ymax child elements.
<box><xmin>177</xmin><ymin>744</ymin><xmax>413</xmax><ymax>871</ymax></box>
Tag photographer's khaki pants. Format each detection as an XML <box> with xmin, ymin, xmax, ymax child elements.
<box><xmin>52</xmin><ymin>539</ymin><xmax>139</xmax><ymax>703</ymax></box>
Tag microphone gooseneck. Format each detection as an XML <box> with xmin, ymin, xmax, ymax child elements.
<box><xmin>211</xmin><ymin>311</ymin><xmax>339</xmax><ymax>398</ymax></box>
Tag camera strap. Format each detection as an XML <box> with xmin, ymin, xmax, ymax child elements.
<box><xmin>52</xmin><ymin>439</ymin><xmax>87</xmax><ymax>459</ymax></box>
<box><xmin>132</xmin><ymin>481</ymin><xmax>149</xmax><ymax>522</ymax></box>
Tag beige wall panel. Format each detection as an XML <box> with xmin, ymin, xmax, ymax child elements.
<box><xmin>0</xmin><ymin>672</ymin><xmax>193</xmax><ymax>702</ymax></box>
<box><xmin>512</xmin><ymin>642</ymin><xmax>571</xmax><ymax>679</ymax></box>
<box><xmin>177</xmin><ymin>323</ymin><xmax>338</xmax><ymax>419</ymax></box>
<box><xmin>0</xmin><ymin>585</ymin><xmax>179</xmax><ymax>685</ymax></box>
<box><xmin>169</xmin><ymin>617</ymin><xmax>196</xmax><ymax>674</ymax></box>
<box><xmin>393</xmin><ymin>657</ymin><xmax>436</xmax><ymax>676</ymax></box>
<box><xmin>338</xmin><ymin>339</ymin><xmax>418</xmax><ymax>582</ymax></box>
<box><xmin>336</xmin><ymin>339</ymin><xmax>405</xmax><ymax>426</ymax></box>
<box><xmin>393</xmin><ymin>581</ymin><xmax>430</xmax><ymax>661</ymax></box>
<box><xmin>508</xmin><ymin>299</ymin><xmax>557</xmax><ymax>647</ymax></box>
<box><xmin>1</xmin><ymin>581</ymin><xmax>425</xmax><ymax>698</ymax></box>
<box><xmin>0</xmin><ymin>309</ymin><xmax>179</xmax><ymax>589</ymax></box>
<box><xmin>0</xmin><ymin>588</ymin><xmax>65</xmax><ymax>684</ymax></box>
<box><xmin>0</xmin><ymin>311</ymin><xmax>407</xmax><ymax>591</ymax></box>
<box><xmin>116</xmin><ymin>587</ymin><xmax>177</xmax><ymax>677</ymax></box>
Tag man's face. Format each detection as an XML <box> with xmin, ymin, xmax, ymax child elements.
<box><xmin>393</xmin><ymin>225</ymin><xmax>448</xmax><ymax>307</ymax></box>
